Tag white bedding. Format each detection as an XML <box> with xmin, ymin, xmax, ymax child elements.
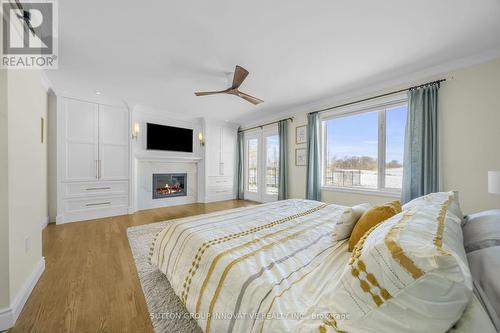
<box><xmin>150</xmin><ymin>199</ymin><xmax>352</xmax><ymax>333</ymax></box>
<box><xmin>149</xmin><ymin>198</ymin><xmax>496</xmax><ymax>333</ymax></box>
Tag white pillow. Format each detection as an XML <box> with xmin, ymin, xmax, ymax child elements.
<box><xmin>403</xmin><ymin>191</ymin><xmax>464</xmax><ymax>223</ymax></box>
<box><xmin>332</xmin><ymin>203</ymin><xmax>371</xmax><ymax>241</ymax></box>
<box><xmin>325</xmin><ymin>192</ymin><xmax>472</xmax><ymax>333</ymax></box>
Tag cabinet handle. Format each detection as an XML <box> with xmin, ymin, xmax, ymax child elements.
<box><xmin>85</xmin><ymin>187</ymin><xmax>111</xmax><ymax>191</ymax></box>
<box><xmin>95</xmin><ymin>160</ymin><xmax>99</xmax><ymax>179</ymax></box>
<box><xmin>98</xmin><ymin>160</ymin><xmax>102</xmax><ymax>179</ymax></box>
<box><xmin>86</xmin><ymin>202</ymin><xmax>111</xmax><ymax>207</ymax></box>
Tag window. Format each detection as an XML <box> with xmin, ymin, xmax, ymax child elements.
<box><xmin>247</xmin><ymin>138</ymin><xmax>258</xmax><ymax>192</ymax></box>
<box><xmin>385</xmin><ymin>105</ymin><xmax>407</xmax><ymax>189</ymax></box>
<box><xmin>265</xmin><ymin>135</ymin><xmax>279</xmax><ymax>195</ymax></box>
<box><xmin>322</xmin><ymin>100</ymin><xmax>407</xmax><ymax>193</ymax></box>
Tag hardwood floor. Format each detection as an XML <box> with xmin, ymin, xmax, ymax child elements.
<box><xmin>9</xmin><ymin>200</ymin><xmax>257</xmax><ymax>333</ymax></box>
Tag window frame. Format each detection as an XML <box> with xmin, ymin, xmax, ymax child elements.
<box><xmin>319</xmin><ymin>93</ymin><xmax>407</xmax><ymax>197</ymax></box>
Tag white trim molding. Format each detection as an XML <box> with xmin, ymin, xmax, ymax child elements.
<box><xmin>0</xmin><ymin>257</ymin><xmax>45</xmax><ymax>331</ymax></box>
<box><xmin>134</xmin><ymin>153</ymin><xmax>202</xmax><ymax>163</ymax></box>
<box><xmin>41</xmin><ymin>216</ymin><xmax>49</xmax><ymax>230</ymax></box>
<box><xmin>321</xmin><ymin>185</ymin><xmax>401</xmax><ymax>198</ymax></box>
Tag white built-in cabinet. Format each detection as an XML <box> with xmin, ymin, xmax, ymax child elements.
<box><xmin>57</xmin><ymin>97</ymin><xmax>129</xmax><ymax>223</ymax></box>
<box><xmin>203</xmin><ymin>121</ymin><xmax>238</xmax><ymax>202</ymax></box>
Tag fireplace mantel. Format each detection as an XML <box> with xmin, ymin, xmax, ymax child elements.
<box><xmin>134</xmin><ymin>152</ymin><xmax>202</xmax><ymax>163</ymax></box>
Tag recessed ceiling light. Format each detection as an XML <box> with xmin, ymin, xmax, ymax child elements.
<box><xmin>95</xmin><ymin>91</ymin><xmax>101</xmax><ymax>95</ymax></box>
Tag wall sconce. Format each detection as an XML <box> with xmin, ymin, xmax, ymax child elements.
<box><xmin>198</xmin><ymin>132</ymin><xmax>205</xmax><ymax>146</ymax></box>
<box><xmin>132</xmin><ymin>122</ymin><xmax>140</xmax><ymax>140</ymax></box>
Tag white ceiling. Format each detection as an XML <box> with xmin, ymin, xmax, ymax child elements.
<box><xmin>46</xmin><ymin>0</ymin><xmax>500</xmax><ymax>124</ymax></box>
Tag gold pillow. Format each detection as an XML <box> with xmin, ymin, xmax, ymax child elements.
<box><xmin>348</xmin><ymin>200</ymin><xmax>402</xmax><ymax>251</ymax></box>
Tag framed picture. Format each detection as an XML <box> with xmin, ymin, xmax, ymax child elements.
<box><xmin>295</xmin><ymin>125</ymin><xmax>307</xmax><ymax>144</ymax></box>
<box><xmin>295</xmin><ymin>148</ymin><xmax>307</xmax><ymax>166</ymax></box>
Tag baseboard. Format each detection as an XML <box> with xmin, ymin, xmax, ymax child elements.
<box><xmin>41</xmin><ymin>216</ymin><xmax>49</xmax><ymax>230</ymax></box>
<box><xmin>58</xmin><ymin>206</ymin><xmax>129</xmax><ymax>224</ymax></box>
<box><xmin>0</xmin><ymin>257</ymin><xmax>45</xmax><ymax>331</ymax></box>
<box><xmin>0</xmin><ymin>307</ymin><xmax>12</xmax><ymax>332</ymax></box>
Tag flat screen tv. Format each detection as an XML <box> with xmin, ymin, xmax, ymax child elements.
<box><xmin>146</xmin><ymin>123</ymin><xmax>193</xmax><ymax>153</ymax></box>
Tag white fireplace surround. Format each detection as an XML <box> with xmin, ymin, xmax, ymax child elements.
<box><xmin>134</xmin><ymin>155</ymin><xmax>201</xmax><ymax>210</ymax></box>
<box><xmin>128</xmin><ymin>107</ymin><xmax>238</xmax><ymax>213</ymax></box>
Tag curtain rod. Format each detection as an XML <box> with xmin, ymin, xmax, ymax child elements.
<box><xmin>238</xmin><ymin>117</ymin><xmax>294</xmax><ymax>133</ymax></box>
<box><xmin>308</xmin><ymin>79</ymin><xmax>446</xmax><ymax>116</ymax></box>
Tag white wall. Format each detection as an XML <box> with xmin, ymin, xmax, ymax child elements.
<box><xmin>284</xmin><ymin>58</ymin><xmax>500</xmax><ymax>213</ymax></box>
<box><xmin>0</xmin><ymin>69</ymin><xmax>10</xmax><ymax>310</ymax></box>
<box><xmin>6</xmin><ymin>69</ymin><xmax>47</xmax><ymax>306</ymax></box>
<box><xmin>440</xmin><ymin>58</ymin><xmax>500</xmax><ymax>213</ymax></box>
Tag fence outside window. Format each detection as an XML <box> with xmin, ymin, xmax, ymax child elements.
<box><xmin>325</xmin><ymin>169</ymin><xmax>361</xmax><ymax>187</ymax></box>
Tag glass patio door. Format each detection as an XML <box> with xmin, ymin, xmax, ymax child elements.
<box><xmin>244</xmin><ymin>127</ymin><xmax>279</xmax><ymax>203</ymax></box>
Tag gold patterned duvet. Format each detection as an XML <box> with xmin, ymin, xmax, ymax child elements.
<box><xmin>149</xmin><ymin>199</ymin><xmax>351</xmax><ymax>333</ymax></box>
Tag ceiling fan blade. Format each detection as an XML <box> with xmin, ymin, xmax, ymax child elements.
<box><xmin>14</xmin><ymin>1</ymin><xmax>36</xmax><ymax>36</ymax></box>
<box><xmin>231</xmin><ymin>65</ymin><xmax>249</xmax><ymax>89</ymax></box>
<box><xmin>14</xmin><ymin>0</ymin><xmax>24</xmax><ymax>11</ymax></box>
<box><xmin>236</xmin><ymin>91</ymin><xmax>264</xmax><ymax>105</ymax></box>
<box><xmin>26</xmin><ymin>20</ymin><xmax>36</xmax><ymax>35</ymax></box>
<box><xmin>194</xmin><ymin>90</ymin><xmax>227</xmax><ymax>96</ymax></box>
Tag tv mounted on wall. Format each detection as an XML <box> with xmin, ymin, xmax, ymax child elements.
<box><xmin>146</xmin><ymin>123</ymin><xmax>193</xmax><ymax>153</ymax></box>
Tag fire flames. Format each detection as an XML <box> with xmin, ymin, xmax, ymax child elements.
<box><xmin>156</xmin><ymin>182</ymin><xmax>183</xmax><ymax>195</ymax></box>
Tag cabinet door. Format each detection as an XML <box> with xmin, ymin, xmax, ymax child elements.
<box><xmin>63</xmin><ymin>98</ymin><xmax>99</xmax><ymax>181</ymax></box>
<box><xmin>99</xmin><ymin>105</ymin><xmax>129</xmax><ymax>180</ymax></box>
<box><xmin>206</xmin><ymin>125</ymin><xmax>222</xmax><ymax>177</ymax></box>
<box><xmin>221</xmin><ymin>127</ymin><xmax>236</xmax><ymax>177</ymax></box>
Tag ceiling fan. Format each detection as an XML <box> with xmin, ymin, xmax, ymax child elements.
<box><xmin>195</xmin><ymin>65</ymin><xmax>264</xmax><ymax>105</ymax></box>
<box><xmin>14</xmin><ymin>0</ymin><xmax>36</xmax><ymax>35</ymax></box>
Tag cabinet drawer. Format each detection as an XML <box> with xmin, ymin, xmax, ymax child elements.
<box><xmin>206</xmin><ymin>186</ymin><xmax>235</xmax><ymax>202</ymax></box>
<box><xmin>207</xmin><ymin>176</ymin><xmax>233</xmax><ymax>187</ymax></box>
<box><xmin>207</xmin><ymin>187</ymin><xmax>233</xmax><ymax>196</ymax></box>
<box><xmin>63</xmin><ymin>181</ymin><xmax>128</xmax><ymax>198</ymax></box>
<box><xmin>63</xmin><ymin>195</ymin><xmax>129</xmax><ymax>213</ymax></box>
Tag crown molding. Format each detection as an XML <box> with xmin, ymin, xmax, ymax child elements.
<box><xmin>238</xmin><ymin>48</ymin><xmax>500</xmax><ymax>127</ymax></box>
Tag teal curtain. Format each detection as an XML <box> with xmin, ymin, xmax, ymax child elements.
<box><xmin>278</xmin><ymin>120</ymin><xmax>288</xmax><ymax>200</ymax></box>
<box><xmin>306</xmin><ymin>113</ymin><xmax>321</xmax><ymax>201</ymax></box>
<box><xmin>402</xmin><ymin>83</ymin><xmax>440</xmax><ymax>203</ymax></box>
<box><xmin>236</xmin><ymin>130</ymin><xmax>244</xmax><ymax>199</ymax></box>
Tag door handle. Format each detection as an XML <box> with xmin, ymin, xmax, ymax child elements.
<box><xmin>219</xmin><ymin>162</ymin><xmax>224</xmax><ymax>175</ymax></box>
<box><xmin>85</xmin><ymin>202</ymin><xmax>111</xmax><ymax>207</ymax></box>
<box><xmin>86</xmin><ymin>187</ymin><xmax>111</xmax><ymax>191</ymax></box>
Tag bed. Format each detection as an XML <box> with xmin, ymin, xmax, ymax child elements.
<box><xmin>149</xmin><ymin>197</ymin><xmax>498</xmax><ymax>333</ymax></box>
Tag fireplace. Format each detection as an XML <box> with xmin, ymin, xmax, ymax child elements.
<box><xmin>152</xmin><ymin>173</ymin><xmax>187</xmax><ymax>199</ymax></box>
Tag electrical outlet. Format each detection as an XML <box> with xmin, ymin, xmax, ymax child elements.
<box><xmin>25</xmin><ymin>236</ymin><xmax>31</xmax><ymax>253</ymax></box>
